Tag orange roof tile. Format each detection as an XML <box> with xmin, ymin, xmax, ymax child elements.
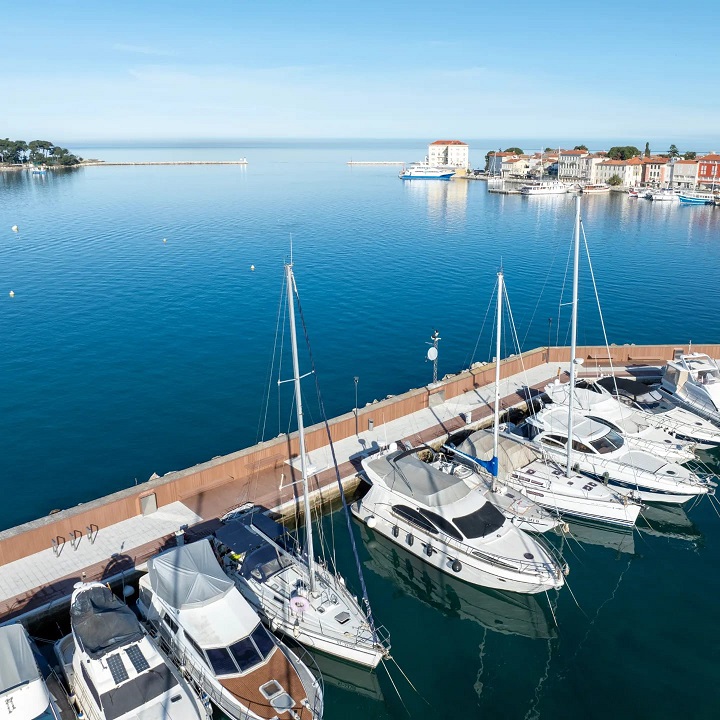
<box><xmin>430</xmin><ymin>140</ymin><xmax>467</xmax><ymax>146</ymax></box>
<box><xmin>700</xmin><ymin>153</ymin><xmax>720</xmax><ymax>162</ymax></box>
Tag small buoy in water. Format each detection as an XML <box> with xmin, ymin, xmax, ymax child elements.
<box><xmin>250</xmin><ymin>264</ymin><xmax>255</xmax><ymax>271</ymax></box>
<box><xmin>162</xmin><ymin>238</ymin><xmax>167</xmax><ymax>243</ymax></box>
<box><xmin>11</xmin><ymin>225</ymin><xmax>18</xmax><ymax>232</ymax></box>
<box><xmin>8</xmin><ymin>291</ymin><xmax>14</xmax><ymax>298</ymax></box>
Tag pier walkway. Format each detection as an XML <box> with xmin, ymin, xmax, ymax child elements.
<box><xmin>0</xmin><ymin>343</ymin><xmax>706</xmax><ymax>625</ymax></box>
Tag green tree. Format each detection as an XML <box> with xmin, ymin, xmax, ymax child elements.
<box><xmin>668</xmin><ymin>144</ymin><xmax>680</xmax><ymax>158</ymax></box>
<box><xmin>644</xmin><ymin>142</ymin><xmax>651</xmax><ymax>157</ymax></box>
<box><xmin>683</xmin><ymin>151</ymin><xmax>696</xmax><ymax>160</ymax></box>
<box><xmin>607</xmin><ymin>146</ymin><xmax>641</xmax><ymax>160</ymax></box>
<box><xmin>574</xmin><ymin>145</ymin><xmax>588</xmax><ymax>151</ymax></box>
<box><xmin>544</xmin><ymin>147</ymin><xmax>554</xmax><ymax>152</ymax></box>
<box><xmin>607</xmin><ymin>174</ymin><xmax>623</xmax><ymax>186</ymax></box>
<box><xmin>504</xmin><ymin>147</ymin><xmax>523</xmax><ymax>154</ymax></box>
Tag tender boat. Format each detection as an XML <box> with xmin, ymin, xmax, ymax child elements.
<box><xmin>580</xmin><ymin>184</ymin><xmax>610</xmax><ymax>194</ymax></box>
<box><xmin>659</xmin><ymin>351</ymin><xmax>720</xmax><ymax>424</ymax></box>
<box><xmin>137</xmin><ymin>539</ymin><xmax>323</xmax><ymax>720</ymax></box>
<box><xmin>352</xmin><ymin>444</ymin><xmax>566</xmax><ymax>594</ymax></box>
<box><xmin>0</xmin><ymin>624</ymin><xmax>71</xmax><ymax>720</ymax></box>
<box><xmin>576</xmin><ymin>376</ymin><xmax>720</xmax><ymax>448</ymax></box>
<box><xmin>511</xmin><ymin>406</ymin><xmax>715</xmax><ymax>504</ymax></box>
<box><xmin>399</xmin><ymin>163</ymin><xmax>455</xmax><ymax>179</ymax></box>
<box><xmin>54</xmin><ymin>582</ymin><xmax>207</xmax><ymax>720</ymax></box>
<box><xmin>519</xmin><ymin>181</ymin><xmax>568</xmax><ymax>196</ymax></box>
<box><xmin>449</xmin><ymin>429</ymin><xmax>642</xmax><ymax>526</ymax></box>
<box><xmin>543</xmin><ymin>378</ymin><xmax>697</xmax><ymax>463</ymax></box>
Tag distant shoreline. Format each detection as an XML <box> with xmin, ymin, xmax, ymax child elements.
<box><xmin>1</xmin><ymin>159</ymin><xmax>248</xmax><ymax>171</ymax></box>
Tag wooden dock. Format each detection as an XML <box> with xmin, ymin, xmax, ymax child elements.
<box><xmin>0</xmin><ymin>343</ymin><xmax>708</xmax><ymax>625</ymax></box>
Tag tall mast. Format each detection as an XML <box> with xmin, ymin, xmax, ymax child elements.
<box><xmin>492</xmin><ymin>270</ymin><xmax>503</xmax><ymax>491</ymax></box>
<box><xmin>285</xmin><ymin>262</ymin><xmax>316</xmax><ymax>591</ymax></box>
<box><xmin>566</xmin><ymin>195</ymin><xmax>581</xmax><ymax>477</ymax></box>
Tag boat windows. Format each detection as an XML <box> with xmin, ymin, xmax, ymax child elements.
<box><xmin>228</xmin><ymin>637</ymin><xmax>263</xmax><ymax>673</ymax></box>
<box><xmin>184</xmin><ymin>632</ymin><xmax>204</xmax><ymax>659</ymax></box>
<box><xmin>81</xmin><ymin>664</ymin><xmax>101</xmax><ymax>708</ymax></box>
<box><xmin>452</xmin><ymin>503</ymin><xmax>505</xmax><ymax>539</ymax></box>
<box><xmin>589</xmin><ymin>429</ymin><xmax>624</xmax><ymax>454</ymax></box>
<box><xmin>418</xmin><ymin>509</ymin><xmax>463</xmax><ymax>541</ymax></box>
<box><xmin>99</xmin><ymin>662</ymin><xmax>178</xmax><ymax>720</ymax></box>
<box><xmin>250</xmin><ymin>623</ymin><xmax>275</xmax><ymax>660</ymax></box>
<box><xmin>206</xmin><ymin>646</ymin><xmax>240</xmax><ymax>677</ymax></box>
<box><xmin>392</xmin><ymin>505</ymin><xmax>438</xmax><ymax>534</ymax></box>
<box><xmin>586</xmin><ymin>416</ymin><xmax>622</xmax><ymax>433</ymax></box>
<box><xmin>571</xmin><ymin>439</ymin><xmax>594</xmax><ymax>454</ymax></box>
<box><xmin>540</xmin><ymin>435</ymin><xmax>565</xmax><ymax>449</ymax></box>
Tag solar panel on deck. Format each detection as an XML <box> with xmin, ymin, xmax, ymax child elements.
<box><xmin>106</xmin><ymin>653</ymin><xmax>129</xmax><ymax>684</ymax></box>
<box><xmin>125</xmin><ymin>644</ymin><xmax>150</xmax><ymax>673</ymax></box>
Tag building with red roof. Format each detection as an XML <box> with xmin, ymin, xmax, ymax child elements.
<box><xmin>428</xmin><ymin>140</ymin><xmax>469</xmax><ymax>169</ymax></box>
<box><xmin>698</xmin><ymin>153</ymin><xmax>720</xmax><ymax>188</ymax></box>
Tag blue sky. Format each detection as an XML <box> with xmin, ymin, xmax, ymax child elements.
<box><xmin>2</xmin><ymin>0</ymin><xmax>719</xmax><ymax>143</ymax></box>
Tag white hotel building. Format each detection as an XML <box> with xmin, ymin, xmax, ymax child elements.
<box><xmin>428</xmin><ymin>140</ymin><xmax>469</xmax><ymax>169</ymax></box>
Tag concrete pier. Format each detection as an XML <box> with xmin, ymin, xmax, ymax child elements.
<box><xmin>79</xmin><ymin>160</ymin><xmax>249</xmax><ymax>167</ymax></box>
<box><xmin>0</xmin><ymin>342</ymin><xmax>712</xmax><ymax>624</ymax></box>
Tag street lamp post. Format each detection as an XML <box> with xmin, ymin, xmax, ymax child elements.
<box><xmin>353</xmin><ymin>376</ymin><xmax>359</xmax><ymax>436</ymax></box>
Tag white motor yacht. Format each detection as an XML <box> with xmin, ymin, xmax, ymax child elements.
<box><xmin>352</xmin><ymin>445</ymin><xmax>566</xmax><ymax>595</ymax></box>
<box><xmin>399</xmin><ymin>162</ymin><xmax>455</xmax><ymax>179</ymax></box>
<box><xmin>137</xmin><ymin>539</ymin><xmax>323</xmax><ymax>720</ymax></box>
<box><xmin>519</xmin><ymin>181</ymin><xmax>568</xmax><ymax>195</ymax></box>
<box><xmin>54</xmin><ymin>582</ymin><xmax>207</xmax><ymax>720</ymax></box>
<box><xmin>0</xmin><ymin>624</ymin><xmax>69</xmax><ymax>720</ymax></box>
<box><xmin>513</xmin><ymin>406</ymin><xmax>715</xmax><ymax>504</ymax></box>
<box><xmin>659</xmin><ymin>351</ymin><xmax>720</xmax><ymax>424</ymax></box>
<box><xmin>449</xmin><ymin>429</ymin><xmax>642</xmax><ymax>527</ymax></box>
<box><xmin>214</xmin><ymin>512</ymin><xmax>388</xmax><ymax>669</ymax></box>
<box><xmin>594</xmin><ymin>375</ymin><xmax>720</xmax><ymax>448</ymax></box>
<box><xmin>543</xmin><ymin>378</ymin><xmax>697</xmax><ymax>463</ymax></box>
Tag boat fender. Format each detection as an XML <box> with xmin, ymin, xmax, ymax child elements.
<box><xmin>392</xmin><ymin>525</ymin><xmax>399</xmax><ymax>538</ymax></box>
<box><xmin>602</xmin><ymin>471</ymin><xmax>610</xmax><ymax>485</ymax></box>
<box><xmin>406</xmin><ymin>533</ymin><xmax>414</xmax><ymax>546</ymax></box>
<box><xmin>451</xmin><ymin>560</ymin><xmax>462</xmax><ymax>573</ymax></box>
<box><xmin>365</xmin><ymin>515</ymin><xmax>378</xmax><ymax>529</ymax></box>
<box><xmin>425</xmin><ymin>545</ymin><xmax>434</xmax><ymax>557</ymax></box>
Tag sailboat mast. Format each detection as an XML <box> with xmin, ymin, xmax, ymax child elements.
<box><xmin>566</xmin><ymin>195</ymin><xmax>581</xmax><ymax>477</ymax></box>
<box><xmin>285</xmin><ymin>262</ymin><xmax>316</xmax><ymax>591</ymax></box>
<box><xmin>493</xmin><ymin>270</ymin><xmax>503</xmax><ymax>489</ymax></box>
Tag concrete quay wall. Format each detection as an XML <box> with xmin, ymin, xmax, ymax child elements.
<box><xmin>0</xmin><ymin>342</ymin><xmax>712</xmax><ymax>568</ymax></box>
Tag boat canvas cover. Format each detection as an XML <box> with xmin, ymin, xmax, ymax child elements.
<box><xmin>0</xmin><ymin>624</ymin><xmax>39</xmax><ymax>694</ymax></box>
<box><xmin>368</xmin><ymin>450</ymin><xmax>471</xmax><ymax>507</ymax></box>
<box><xmin>596</xmin><ymin>376</ymin><xmax>662</xmax><ymax>402</ymax></box>
<box><xmin>70</xmin><ymin>585</ymin><xmax>144</xmax><ymax>660</ymax></box>
<box><xmin>458</xmin><ymin>431</ymin><xmax>536</xmax><ymax>474</ymax></box>
<box><xmin>148</xmin><ymin>539</ymin><xmax>233</xmax><ymax>610</ymax></box>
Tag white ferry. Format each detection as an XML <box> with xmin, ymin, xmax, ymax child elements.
<box><xmin>519</xmin><ymin>181</ymin><xmax>568</xmax><ymax>195</ymax></box>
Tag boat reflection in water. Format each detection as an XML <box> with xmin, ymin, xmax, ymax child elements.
<box><xmin>637</xmin><ymin>503</ymin><xmax>704</xmax><ymax>544</ymax></box>
<box><xmin>360</xmin><ymin>526</ymin><xmax>556</xmax><ymax>641</ymax></box>
<box><xmin>564</xmin><ymin>520</ymin><xmax>636</xmax><ymax>555</ymax></box>
<box><xmin>305</xmin><ymin>650</ymin><xmax>384</xmax><ymax>702</ymax></box>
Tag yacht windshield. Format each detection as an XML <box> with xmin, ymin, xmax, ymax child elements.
<box><xmin>453</xmin><ymin>503</ymin><xmax>505</xmax><ymax>539</ymax></box>
<box><xmin>589</xmin><ymin>429</ymin><xmax>624</xmax><ymax>454</ymax></box>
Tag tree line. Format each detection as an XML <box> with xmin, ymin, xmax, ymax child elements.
<box><xmin>0</xmin><ymin>139</ymin><xmax>82</xmax><ymax>166</ymax></box>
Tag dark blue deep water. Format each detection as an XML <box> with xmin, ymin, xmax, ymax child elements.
<box><xmin>2</xmin><ymin>141</ymin><xmax>720</xmax><ymax>719</ymax></box>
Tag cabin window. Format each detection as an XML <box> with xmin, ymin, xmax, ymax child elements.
<box><xmin>165</xmin><ymin>615</ymin><xmax>179</xmax><ymax>635</ymax></box>
<box><xmin>250</xmin><ymin>623</ymin><xmax>275</xmax><ymax>659</ymax></box>
<box><xmin>589</xmin><ymin>430</ymin><xmax>623</xmax><ymax>454</ymax></box>
<box><xmin>184</xmin><ymin>633</ymin><xmax>204</xmax><ymax>658</ymax></box>
<box><xmin>229</xmin><ymin>637</ymin><xmax>263</xmax><ymax>672</ymax></box>
<box><xmin>418</xmin><ymin>509</ymin><xmax>463</xmax><ymax>541</ymax></box>
<box><xmin>540</xmin><ymin>435</ymin><xmax>565</xmax><ymax>449</ymax></box>
<box><xmin>453</xmin><ymin>503</ymin><xmax>505</xmax><ymax>538</ymax></box>
<box><xmin>392</xmin><ymin>505</ymin><xmax>438</xmax><ymax>534</ymax></box>
<box><xmin>206</xmin><ymin>647</ymin><xmax>240</xmax><ymax>676</ymax></box>
<box><xmin>586</xmin><ymin>416</ymin><xmax>621</xmax><ymax>433</ymax></box>
<box><xmin>571</xmin><ymin>440</ymin><xmax>594</xmax><ymax>454</ymax></box>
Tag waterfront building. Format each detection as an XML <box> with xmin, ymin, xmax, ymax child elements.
<box><xmin>578</xmin><ymin>153</ymin><xmax>608</xmax><ymax>184</ymax></box>
<box><xmin>671</xmin><ymin>159</ymin><xmax>699</xmax><ymax>189</ymax></box>
<box><xmin>486</xmin><ymin>151</ymin><xmax>514</xmax><ymax>174</ymax></box>
<box><xmin>641</xmin><ymin>156</ymin><xmax>671</xmax><ymax>186</ymax></box>
<box><xmin>698</xmin><ymin>153</ymin><xmax>720</xmax><ymax>189</ymax></box>
<box><xmin>595</xmin><ymin>157</ymin><xmax>643</xmax><ymax>187</ymax></box>
<box><xmin>501</xmin><ymin>155</ymin><xmax>529</xmax><ymax>178</ymax></box>
<box><xmin>558</xmin><ymin>149</ymin><xmax>589</xmax><ymax>180</ymax></box>
<box><xmin>428</xmin><ymin>140</ymin><xmax>469</xmax><ymax>169</ymax></box>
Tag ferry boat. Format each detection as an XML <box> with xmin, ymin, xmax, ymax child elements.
<box><xmin>399</xmin><ymin>162</ymin><xmax>455</xmax><ymax>179</ymax></box>
<box><xmin>519</xmin><ymin>181</ymin><xmax>568</xmax><ymax>196</ymax></box>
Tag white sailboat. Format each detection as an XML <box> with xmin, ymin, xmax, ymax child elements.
<box><xmin>215</xmin><ymin>261</ymin><xmax>389</xmax><ymax>669</ymax></box>
<box><xmin>448</xmin><ymin>265</ymin><xmax>641</xmax><ymax>527</ymax></box>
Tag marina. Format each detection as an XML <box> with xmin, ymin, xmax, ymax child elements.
<box><xmin>2</xmin><ymin>144</ymin><xmax>720</xmax><ymax>719</ymax></box>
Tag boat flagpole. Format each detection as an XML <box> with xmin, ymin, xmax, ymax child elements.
<box><xmin>566</xmin><ymin>194</ymin><xmax>581</xmax><ymax>477</ymax></box>
<box><xmin>492</xmin><ymin>270</ymin><xmax>503</xmax><ymax>490</ymax></box>
<box><xmin>285</xmin><ymin>261</ymin><xmax>316</xmax><ymax>592</ymax></box>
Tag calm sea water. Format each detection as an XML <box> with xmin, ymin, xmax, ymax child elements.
<box><xmin>2</xmin><ymin>142</ymin><xmax>720</xmax><ymax>719</ymax></box>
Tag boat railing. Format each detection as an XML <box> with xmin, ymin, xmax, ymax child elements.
<box><xmin>374</xmin><ymin>501</ymin><xmax>561</xmax><ymax>580</ymax></box>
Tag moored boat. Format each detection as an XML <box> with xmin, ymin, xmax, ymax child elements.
<box><xmin>399</xmin><ymin>162</ymin><xmax>455</xmax><ymax>179</ymax></box>
<box><xmin>580</xmin><ymin>184</ymin><xmax>610</xmax><ymax>194</ymax></box>
<box><xmin>519</xmin><ymin>181</ymin><xmax>568</xmax><ymax>195</ymax></box>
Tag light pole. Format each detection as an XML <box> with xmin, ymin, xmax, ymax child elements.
<box><xmin>353</xmin><ymin>376</ymin><xmax>359</xmax><ymax>436</ymax></box>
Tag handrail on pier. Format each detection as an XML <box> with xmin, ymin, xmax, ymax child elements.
<box><xmin>86</xmin><ymin>524</ymin><xmax>99</xmax><ymax>544</ymax></box>
<box><xmin>70</xmin><ymin>530</ymin><xmax>82</xmax><ymax>551</ymax></box>
<box><xmin>51</xmin><ymin>536</ymin><xmax>65</xmax><ymax>557</ymax></box>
